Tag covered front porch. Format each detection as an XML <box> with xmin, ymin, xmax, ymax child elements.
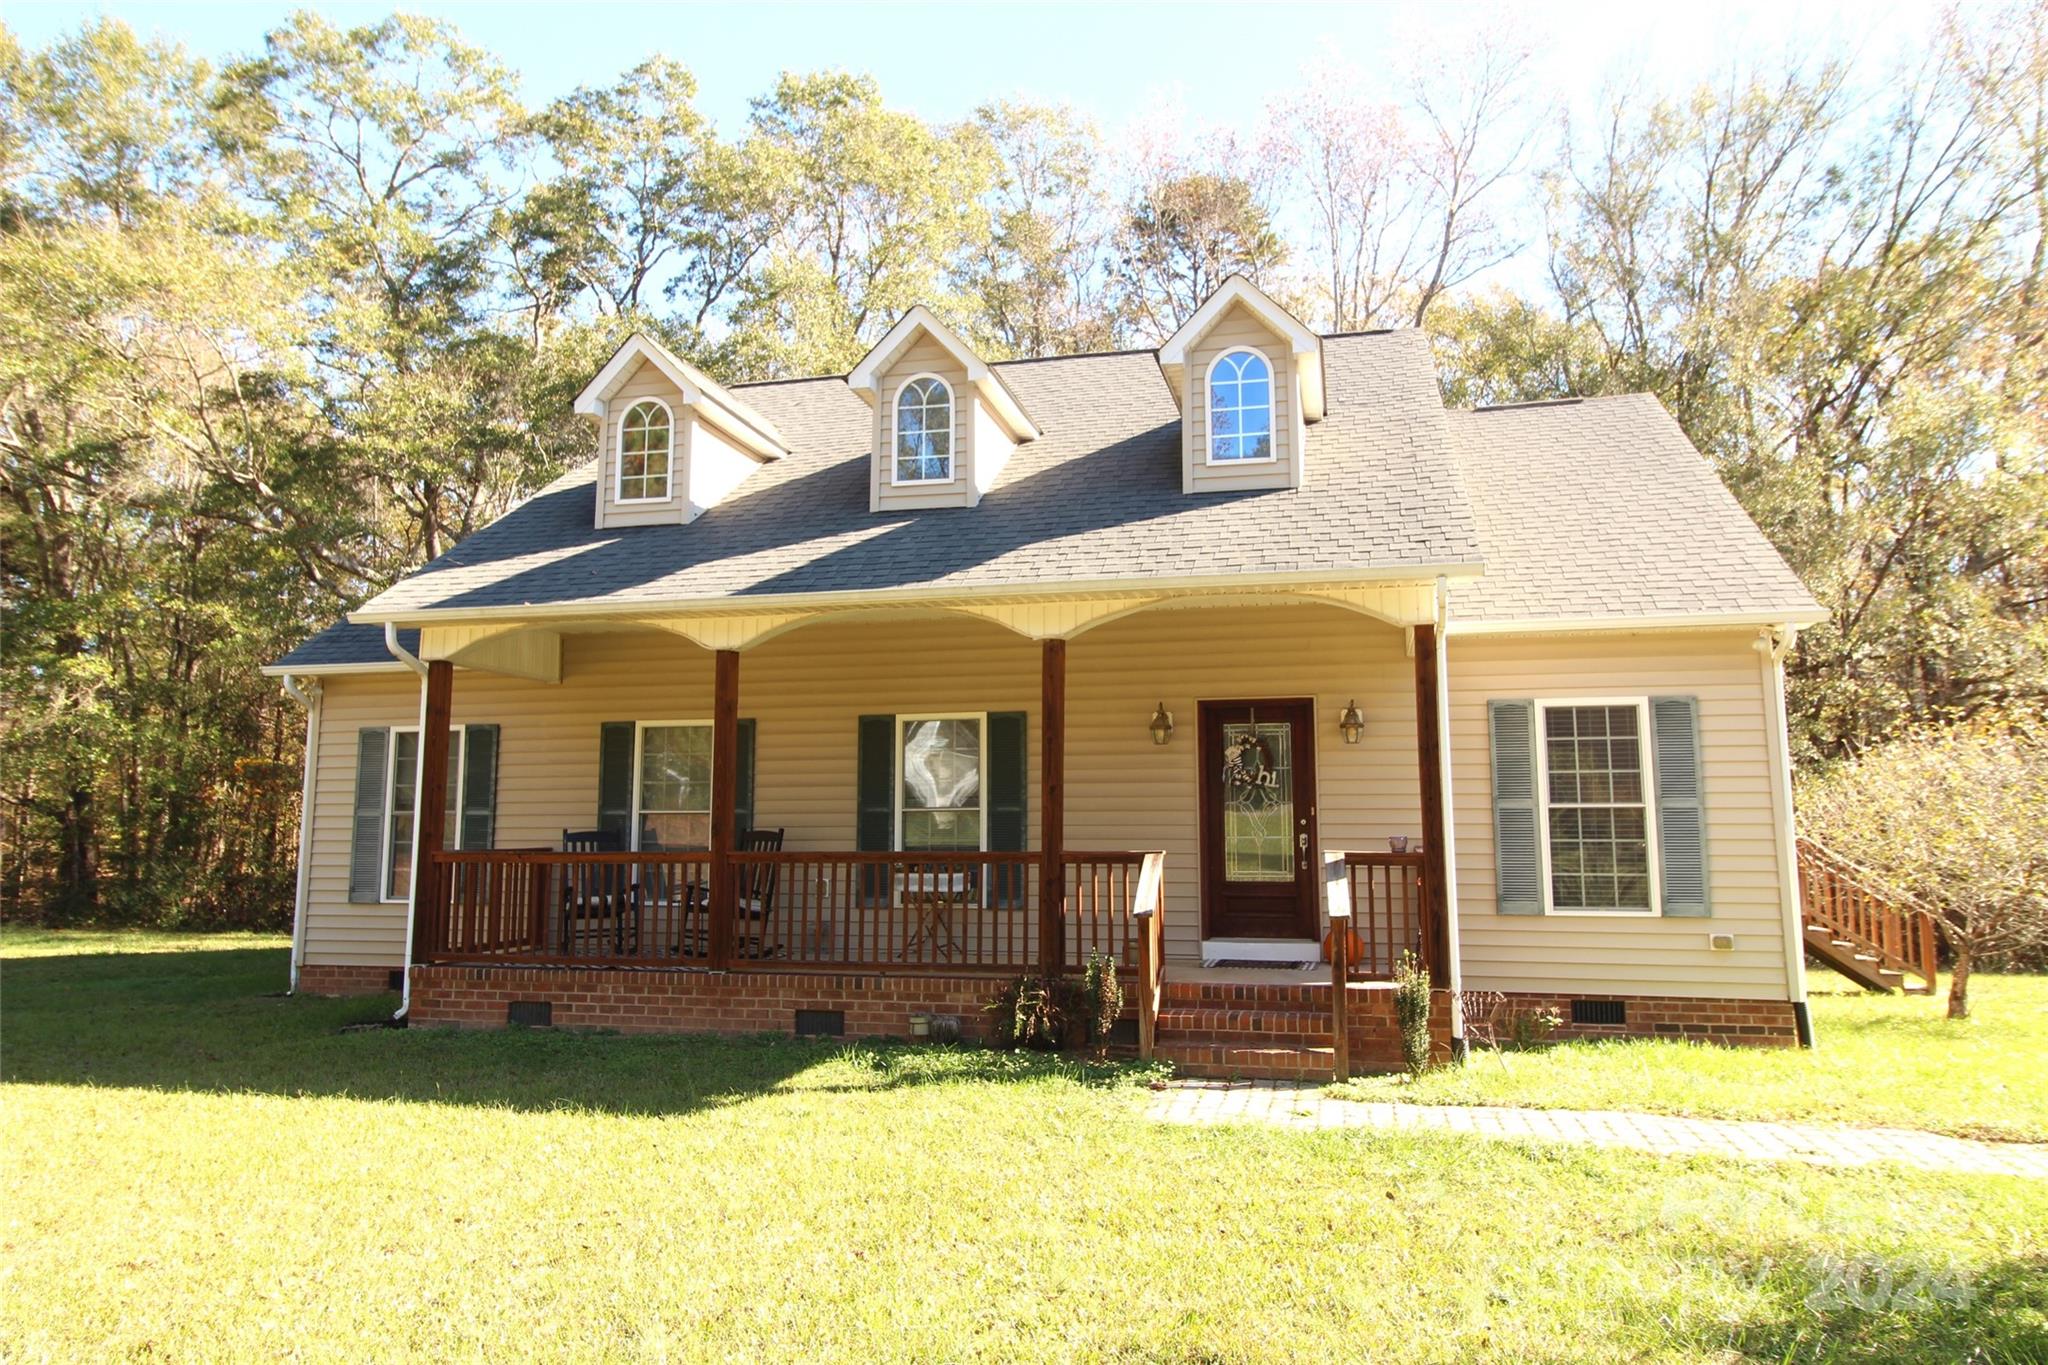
<box><xmin>382</xmin><ymin>588</ymin><xmax>1458</xmax><ymax>1059</ymax></box>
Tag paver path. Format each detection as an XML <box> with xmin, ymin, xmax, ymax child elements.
<box><xmin>1148</xmin><ymin>1080</ymin><xmax>2048</xmax><ymax>1177</ymax></box>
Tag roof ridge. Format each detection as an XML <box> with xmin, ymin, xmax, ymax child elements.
<box><xmin>1469</xmin><ymin>397</ymin><xmax>1587</xmax><ymax>413</ymax></box>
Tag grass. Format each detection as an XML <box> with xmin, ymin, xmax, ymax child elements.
<box><xmin>1327</xmin><ymin>976</ymin><xmax>2048</xmax><ymax>1143</ymax></box>
<box><xmin>3</xmin><ymin>929</ymin><xmax>2045</xmax><ymax>1362</ymax></box>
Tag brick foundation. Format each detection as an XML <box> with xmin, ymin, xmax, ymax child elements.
<box><xmin>1484</xmin><ymin>990</ymin><xmax>1800</xmax><ymax>1048</ymax></box>
<box><xmin>297</xmin><ymin>963</ymin><xmax>401</xmax><ymax>997</ymax></box>
<box><xmin>408</xmin><ymin>963</ymin><xmax>1006</xmax><ymax>1042</ymax></box>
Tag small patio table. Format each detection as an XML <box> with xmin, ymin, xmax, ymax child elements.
<box><xmin>897</xmin><ymin>869</ymin><xmax>972</xmax><ymax>960</ymax></box>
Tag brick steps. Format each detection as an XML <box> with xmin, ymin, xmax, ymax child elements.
<box><xmin>1153</xmin><ymin>1007</ymin><xmax>1334</xmax><ymax>1048</ymax></box>
<box><xmin>1155</xmin><ymin>1041</ymin><xmax>1340</xmax><ymax>1080</ymax></box>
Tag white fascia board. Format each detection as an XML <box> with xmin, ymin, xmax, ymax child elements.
<box><xmin>258</xmin><ymin>661</ymin><xmax>410</xmax><ymax>677</ymax></box>
<box><xmin>346</xmin><ymin>562</ymin><xmax>1486</xmax><ymax>629</ymax></box>
<box><xmin>574</xmin><ymin>332</ymin><xmax>787</xmax><ymax>459</ymax></box>
<box><xmin>1157</xmin><ymin>275</ymin><xmax>1325</xmax><ymax>421</ymax></box>
<box><xmin>848</xmin><ymin>306</ymin><xmax>1041</xmax><ymax>441</ymax></box>
<box><xmin>1448</xmin><ymin>607</ymin><xmax>1831</xmax><ymax>637</ymax></box>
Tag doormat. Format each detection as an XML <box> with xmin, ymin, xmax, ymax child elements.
<box><xmin>1200</xmin><ymin>958</ymin><xmax>1321</xmax><ymax>971</ymax></box>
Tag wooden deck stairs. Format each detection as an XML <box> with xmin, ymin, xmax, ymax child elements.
<box><xmin>1796</xmin><ymin>838</ymin><xmax>1939</xmax><ymax>995</ymax></box>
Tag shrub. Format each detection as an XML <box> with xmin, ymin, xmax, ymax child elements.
<box><xmin>1392</xmin><ymin>950</ymin><xmax>1434</xmax><ymax>1076</ymax></box>
<box><xmin>1079</xmin><ymin>950</ymin><xmax>1123</xmax><ymax>1055</ymax></box>
<box><xmin>986</xmin><ymin>975</ymin><xmax>1068</xmax><ymax>1051</ymax></box>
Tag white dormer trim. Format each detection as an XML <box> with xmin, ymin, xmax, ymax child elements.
<box><xmin>1159</xmin><ymin>275</ymin><xmax>1325</xmax><ymax>422</ymax></box>
<box><xmin>848</xmin><ymin>306</ymin><xmax>1041</xmax><ymax>442</ymax></box>
<box><xmin>575</xmin><ymin>332</ymin><xmax>788</xmax><ymax>461</ymax></box>
<box><xmin>615</xmin><ymin>395</ymin><xmax>676</xmax><ymax>503</ymax></box>
<box><xmin>888</xmin><ymin>372</ymin><xmax>959</xmax><ymax>485</ymax></box>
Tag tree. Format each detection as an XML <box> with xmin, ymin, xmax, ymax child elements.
<box><xmin>962</xmin><ymin>100</ymin><xmax>1117</xmax><ymax>358</ymax></box>
<box><xmin>1113</xmin><ymin>171</ymin><xmax>1286</xmax><ymax>337</ymax></box>
<box><xmin>1800</xmin><ymin>726</ymin><xmax>2048</xmax><ymax>1017</ymax></box>
<box><xmin>723</xmin><ymin>72</ymin><xmax>997</xmax><ymax>378</ymax></box>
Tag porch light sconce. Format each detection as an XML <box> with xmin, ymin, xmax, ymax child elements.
<box><xmin>1149</xmin><ymin>702</ymin><xmax>1175</xmax><ymax>746</ymax></box>
<box><xmin>1338</xmin><ymin>700</ymin><xmax>1365</xmax><ymax>744</ymax></box>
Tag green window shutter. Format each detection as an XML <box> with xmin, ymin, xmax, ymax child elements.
<box><xmin>1651</xmin><ymin>696</ymin><xmax>1710</xmax><ymax>916</ymax></box>
<box><xmin>597</xmin><ymin>721</ymin><xmax>636</xmax><ymax>845</ymax></box>
<box><xmin>459</xmin><ymin>724</ymin><xmax>499</xmax><ymax>850</ymax></box>
<box><xmin>856</xmin><ymin>715</ymin><xmax>895</xmax><ymax>904</ymax></box>
<box><xmin>986</xmin><ymin>711</ymin><xmax>1028</xmax><ymax>907</ymax></box>
<box><xmin>348</xmin><ymin>727</ymin><xmax>390</xmax><ymax>903</ymax></box>
<box><xmin>735</xmin><ymin>719</ymin><xmax>757</xmax><ymax>835</ymax></box>
<box><xmin>1487</xmin><ymin>700</ymin><xmax>1542</xmax><ymax>915</ymax></box>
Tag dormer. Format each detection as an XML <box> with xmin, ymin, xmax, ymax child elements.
<box><xmin>1157</xmin><ymin>275</ymin><xmax>1326</xmax><ymax>494</ymax></box>
<box><xmin>575</xmin><ymin>333</ymin><xmax>789</xmax><ymax>529</ymax></box>
<box><xmin>846</xmin><ymin>307</ymin><xmax>1041</xmax><ymax>512</ymax></box>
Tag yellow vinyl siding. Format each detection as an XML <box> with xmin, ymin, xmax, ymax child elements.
<box><xmin>298</xmin><ymin>614</ymin><xmax>1798</xmax><ymax>1002</ymax></box>
<box><xmin>1447</xmin><ymin>630</ymin><xmax>1793</xmax><ymax>1000</ymax></box>
<box><xmin>1183</xmin><ymin>302</ymin><xmax>1299</xmax><ymax>493</ymax></box>
<box><xmin>871</xmin><ymin>334</ymin><xmax>975</xmax><ymax>512</ymax></box>
<box><xmin>601</xmin><ymin>360</ymin><xmax>688</xmax><ymax>527</ymax></box>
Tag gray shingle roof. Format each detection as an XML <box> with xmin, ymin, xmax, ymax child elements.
<box><xmin>268</xmin><ymin>622</ymin><xmax>415</xmax><ymax>673</ymax></box>
<box><xmin>1444</xmin><ymin>396</ymin><xmax>1820</xmax><ymax>622</ymax></box>
<box><xmin>272</xmin><ymin>332</ymin><xmax>1820</xmax><ymax>670</ymax></box>
<box><xmin>347</xmin><ymin>331</ymin><xmax>1480</xmax><ymax>620</ymax></box>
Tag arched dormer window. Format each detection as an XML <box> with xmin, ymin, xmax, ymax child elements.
<box><xmin>894</xmin><ymin>375</ymin><xmax>954</xmax><ymax>483</ymax></box>
<box><xmin>618</xmin><ymin>399</ymin><xmax>673</xmax><ymax>501</ymax></box>
<box><xmin>1207</xmin><ymin>349</ymin><xmax>1274</xmax><ymax>462</ymax></box>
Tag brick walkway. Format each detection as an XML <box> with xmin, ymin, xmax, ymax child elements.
<box><xmin>1147</xmin><ymin>1080</ymin><xmax>2048</xmax><ymax>1177</ymax></box>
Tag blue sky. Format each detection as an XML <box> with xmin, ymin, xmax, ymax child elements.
<box><xmin>9</xmin><ymin>0</ymin><xmax>1943</xmax><ymax>138</ymax></box>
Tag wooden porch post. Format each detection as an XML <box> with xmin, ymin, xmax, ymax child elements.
<box><xmin>1040</xmin><ymin>638</ymin><xmax>1066</xmax><ymax>975</ymax></box>
<box><xmin>1412</xmin><ymin>625</ymin><xmax>1451</xmax><ymax>988</ymax></box>
<box><xmin>710</xmin><ymin>648</ymin><xmax>740</xmax><ymax>970</ymax></box>
<box><xmin>412</xmin><ymin>659</ymin><xmax>455</xmax><ymax>965</ymax></box>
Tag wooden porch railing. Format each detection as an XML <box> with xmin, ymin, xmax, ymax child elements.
<box><xmin>1796</xmin><ymin>837</ymin><xmax>1939</xmax><ymax>995</ymax></box>
<box><xmin>421</xmin><ymin>848</ymin><xmax>1166</xmax><ymax>981</ymax></box>
<box><xmin>1328</xmin><ymin>851</ymin><xmax>1431</xmax><ymax>981</ymax></box>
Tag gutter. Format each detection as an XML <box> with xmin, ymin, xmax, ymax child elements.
<box><xmin>279</xmin><ymin>674</ymin><xmax>322</xmax><ymax>994</ymax></box>
<box><xmin>345</xmin><ymin>563</ymin><xmax>1492</xmax><ymax>630</ymax></box>
<box><xmin>386</xmin><ymin>624</ymin><xmax>430</xmax><ymax>1021</ymax></box>
<box><xmin>1756</xmin><ymin>625</ymin><xmax>1815</xmax><ymax>1048</ymax></box>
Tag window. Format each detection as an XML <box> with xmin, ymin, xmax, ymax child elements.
<box><xmin>617</xmin><ymin>399</ymin><xmax>672</xmax><ymax>501</ymax></box>
<box><xmin>894</xmin><ymin>375</ymin><xmax>953</xmax><ymax>482</ymax></box>
<box><xmin>1536</xmin><ymin>701</ymin><xmax>1657</xmax><ymax>914</ymax></box>
<box><xmin>635</xmin><ymin>722</ymin><xmax>712</xmax><ymax>851</ymax></box>
<box><xmin>1207</xmin><ymin>349</ymin><xmax>1273</xmax><ymax>462</ymax></box>
<box><xmin>385</xmin><ymin>726</ymin><xmax>464</xmax><ymax>902</ymax></box>
<box><xmin>897</xmin><ymin>715</ymin><xmax>983</xmax><ymax>851</ymax></box>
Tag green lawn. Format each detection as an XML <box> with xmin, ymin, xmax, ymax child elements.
<box><xmin>3</xmin><ymin>930</ymin><xmax>2044</xmax><ymax>1362</ymax></box>
<box><xmin>1328</xmin><ymin>976</ymin><xmax>2048</xmax><ymax>1143</ymax></box>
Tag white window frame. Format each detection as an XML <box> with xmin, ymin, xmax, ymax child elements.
<box><xmin>893</xmin><ymin>712</ymin><xmax>989</xmax><ymax>853</ymax></box>
<box><xmin>890</xmin><ymin>373</ymin><xmax>956</xmax><ymax>485</ymax></box>
<box><xmin>630</xmin><ymin>718</ymin><xmax>714</xmax><ymax>852</ymax></box>
<box><xmin>615</xmin><ymin>396</ymin><xmax>675</xmax><ymax>504</ymax></box>
<box><xmin>1532</xmin><ymin>696</ymin><xmax>1661</xmax><ymax>917</ymax></box>
<box><xmin>1203</xmin><ymin>346</ymin><xmax>1278</xmax><ymax>466</ymax></box>
<box><xmin>382</xmin><ymin>723</ymin><xmax>467</xmax><ymax>904</ymax></box>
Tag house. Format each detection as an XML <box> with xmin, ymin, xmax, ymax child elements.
<box><xmin>265</xmin><ymin>275</ymin><xmax>1827</xmax><ymax>1076</ymax></box>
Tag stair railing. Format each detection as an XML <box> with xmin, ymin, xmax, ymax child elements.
<box><xmin>1796</xmin><ymin>837</ymin><xmax>1939</xmax><ymax>994</ymax></box>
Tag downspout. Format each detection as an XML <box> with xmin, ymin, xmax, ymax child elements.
<box><xmin>386</xmin><ymin>624</ymin><xmax>430</xmax><ymax>1021</ymax></box>
<box><xmin>1756</xmin><ymin>625</ymin><xmax>1815</xmax><ymax>1048</ymax></box>
<box><xmin>279</xmin><ymin>674</ymin><xmax>322</xmax><ymax>994</ymax></box>
<box><xmin>1435</xmin><ymin>577</ymin><xmax>1467</xmax><ymax>1057</ymax></box>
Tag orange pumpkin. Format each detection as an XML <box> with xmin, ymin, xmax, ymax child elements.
<box><xmin>1321</xmin><ymin>926</ymin><xmax>1364</xmax><ymax>963</ymax></box>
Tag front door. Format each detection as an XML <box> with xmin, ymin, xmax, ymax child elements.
<box><xmin>1199</xmin><ymin>700</ymin><xmax>1319</xmax><ymax>941</ymax></box>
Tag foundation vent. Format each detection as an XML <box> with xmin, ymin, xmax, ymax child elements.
<box><xmin>507</xmin><ymin>1000</ymin><xmax>553</xmax><ymax>1027</ymax></box>
<box><xmin>795</xmin><ymin>1009</ymin><xmax>846</xmax><ymax>1037</ymax></box>
<box><xmin>387</xmin><ymin>969</ymin><xmax>405</xmax><ymax>992</ymax></box>
<box><xmin>1570</xmin><ymin>999</ymin><xmax>1627</xmax><ymax>1027</ymax></box>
